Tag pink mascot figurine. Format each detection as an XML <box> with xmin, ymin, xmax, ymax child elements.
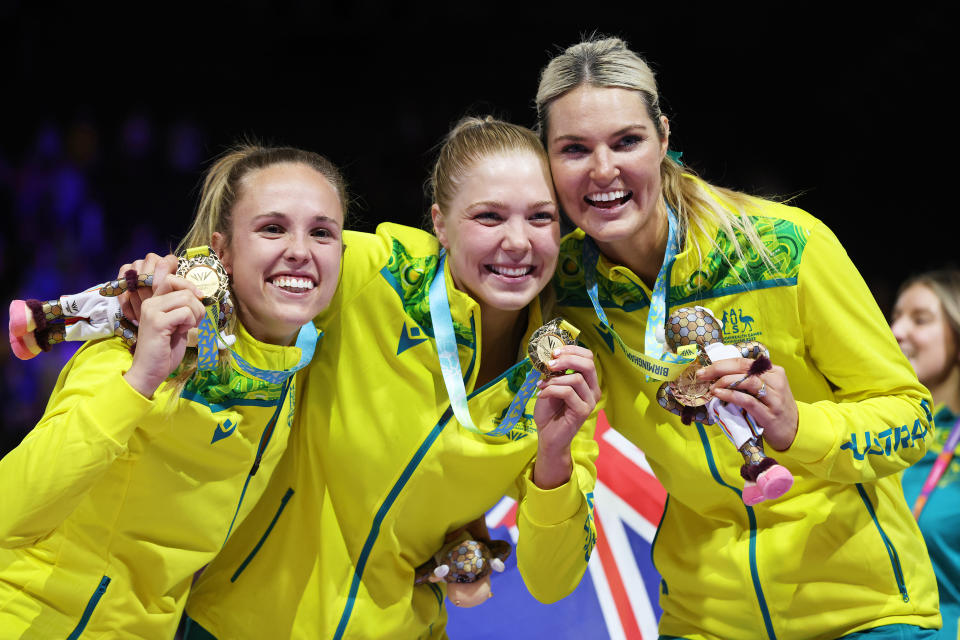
<box><xmin>656</xmin><ymin>306</ymin><xmax>794</xmax><ymax>505</ymax></box>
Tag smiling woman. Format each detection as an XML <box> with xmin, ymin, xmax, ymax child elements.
<box><xmin>211</xmin><ymin>162</ymin><xmax>342</xmax><ymax>347</ymax></box>
<box><xmin>431</xmin><ymin>153</ymin><xmax>557</xmax><ymax>318</ymax></box>
<box><xmin>537</xmin><ymin>36</ymin><xmax>939</xmax><ymax>640</ymax></box>
<box><xmin>430</xmin><ymin>120</ymin><xmax>561</xmax><ymax>389</ymax></box>
<box><xmin>0</xmin><ymin>145</ymin><xmax>344</xmax><ymax>638</ymax></box>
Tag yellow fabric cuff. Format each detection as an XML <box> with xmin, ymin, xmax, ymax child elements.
<box><xmin>520</xmin><ymin>467</ymin><xmax>584</xmax><ymax>526</ymax></box>
<box><xmin>777</xmin><ymin>401</ymin><xmax>837</xmax><ymax>465</ymax></box>
<box><xmin>93</xmin><ymin>370</ymin><xmax>155</xmax><ymax>445</ymax></box>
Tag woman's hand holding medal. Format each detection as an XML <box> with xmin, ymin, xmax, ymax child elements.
<box><xmin>123</xmin><ymin>272</ymin><xmax>206</xmax><ymax>399</ymax></box>
<box><xmin>118</xmin><ymin>249</ymin><xmax>225</xmax><ymax>398</ymax></box>
<box><xmin>528</xmin><ymin>320</ymin><xmax>601</xmax><ymax>490</ymax></box>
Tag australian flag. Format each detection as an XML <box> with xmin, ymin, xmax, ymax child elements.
<box><xmin>447</xmin><ymin>411</ymin><xmax>666</xmax><ymax>639</ymax></box>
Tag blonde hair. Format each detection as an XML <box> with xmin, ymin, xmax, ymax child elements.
<box><xmin>429</xmin><ymin>115</ymin><xmax>549</xmax><ymax>214</ymax></box>
<box><xmin>165</xmin><ymin>144</ymin><xmax>347</xmax><ymax>400</ymax></box>
<box><xmin>535</xmin><ymin>36</ymin><xmax>774</xmax><ymax>271</ymax></box>
<box><xmin>900</xmin><ymin>270</ymin><xmax>960</xmax><ymax>342</ymax></box>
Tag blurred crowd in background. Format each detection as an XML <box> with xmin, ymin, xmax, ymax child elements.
<box><xmin>0</xmin><ymin>113</ymin><xmax>207</xmax><ymax>452</ymax></box>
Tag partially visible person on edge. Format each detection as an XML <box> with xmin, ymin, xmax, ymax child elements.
<box><xmin>122</xmin><ymin>117</ymin><xmax>601</xmax><ymax>639</ymax></box>
<box><xmin>893</xmin><ymin>270</ymin><xmax>960</xmax><ymax>640</ymax></box>
<box><xmin>0</xmin><ymin>145</ymin><xmax>344</xmax><ymax>637</ymax></box>
<box><xmin>537</xmin><ymin>36</ymin><xmax>940</xmax><ymax>639</ymax></box>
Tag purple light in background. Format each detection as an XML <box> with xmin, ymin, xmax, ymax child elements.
<box><xmin>32</xmin><ymin>125</ymin><xmax>62</xmax><ymax>162</ymax></box>
<box><xmin>52</xmin><ymin>166</ymin><xmax>86</xmax><ymax>222</ymax></box>
<box><xmin>121</xmin><ymin>114</ymin><xmax>153</xmax><ymax>158</ymax></box>
<box><xmin>77</xmin><ymin>202</ymin><xmax>106</xmax><ymax>255</ymax></box>
<box><xmin>167</xmin><ymin>120</ymin><xmax>204</xmax><ymax>172</ymax></box>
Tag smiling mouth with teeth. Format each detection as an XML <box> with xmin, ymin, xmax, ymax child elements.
<box><xmin>585</xmin><ymin>190</ymin><xmax>633</xmax><ymax>209</ymax></box>
<box><xmin>486</xmin><ymin>265</ymin><xmax>535</xmax><ymax>278</ymax></box>
<box><xmin>270</xmin><ymin>276</ymin><xmax>316</xmax><ymax>293</ymax></box>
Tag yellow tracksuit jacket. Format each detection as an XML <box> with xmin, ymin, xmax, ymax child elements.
<box><xmin>0</xmin><ymin>321</ymin><xmax>315</xmax><ymax>639</ymax></box>
<box><xmin>553</xmin><ymin>186</ymin><xmax>939</xmax><ymax>640</ymax></box>
<box><xmin>183</xmin><ymin>223</ymin><xmax>599</xmax><ymax>639</ymax></box>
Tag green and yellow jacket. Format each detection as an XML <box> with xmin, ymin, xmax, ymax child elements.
<box><xmin>184</xmin><ymin>223</ymin><xmax>599</xmax><ymax>639</ymax></box>
<box><xmin>553</xmin><ymin>182</ymin><xmax>939</xmax><ymax>640</ymax></box>
<box><xmin>0</xmin><ymin>321</ymin><xmax>315</xmax><ymax>639</ymax></box>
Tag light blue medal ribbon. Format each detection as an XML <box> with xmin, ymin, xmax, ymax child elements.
<box><xmin>429</xmin><ymin>251</ymin><xmax>540</xmax><ymax>437</ymax></box>
<box><xmin>493</xmin><ymin>367</ymin><xmax>541</xmax><ymax>436</ymax></box>
<box><xmin>196</xmin><ymin>307</ymin><xmax>220</xmax><ymax>372</ymax></box>
<box><xmin>582</xmin><ymin>205</ymin><xmax>694</xmax><ymax>382</ymax></box>
<box><xmin>231</xmin><ymin>321</ymin><xmax>320</xmax><ymax>383</ymax></box>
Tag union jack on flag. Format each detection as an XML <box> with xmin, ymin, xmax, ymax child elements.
<box><xmin>447</xmin><ymin>411</ymin><xmax>667</xmax><ymax>639</ymax></box>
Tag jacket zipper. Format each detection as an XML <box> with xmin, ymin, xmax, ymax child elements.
<box><xmin>696</xmin><ymin>424</ymin><xmax>778</xmax><ymax>640</ymax></box>
<box><xmin>855</xmin><ymin>483</ymin><xmax>910</xmax><ymax>602</ymax></box>
<box><xmin>651</xmin><ymin>494</ymin><xmax>669</xmax><ymax>595</ymax></box>
<box><xmin>222</xmin><ymin>378</ymin><xmax>292</xmax><ymax>546</ymax></box>
<box><xmin>249</xmin><ymin>378</ymin><xmax>292</xmax><ymax>477</ymax></box>
<box><xmin>67</xmin><ymin>575</ymin><xmax>111</xmax><ymax>639</ymax></box>
<box><xmin>231</xmin><ymin>487</ymin><xmax>295</xmax><ymax>582</ymax></box>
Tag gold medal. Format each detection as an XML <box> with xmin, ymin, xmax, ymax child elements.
<box><xmin>669</xmin><ymin>363</ymin><xmax>713</xmax><ymax>406</ymax></box>
<box><xmin>182</xmin><ymin>264</ymin><xmax>220</xmax><ymax>299</ymax></box>
<box><xmin>528</xmin><ymin>318</ymin><xmax>580</xmax><ymax>375</ymax></box>
<box><xmin>177</xmin><ymin>247</ymin><xmax>229</xmax><ymax>306</ymax></box>
<box><xmin>667</xmin><ymin>343</ymin><xmax>714</xmax><ymax>406</ymax></box>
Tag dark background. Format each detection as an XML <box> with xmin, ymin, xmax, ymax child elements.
<box><xmin>1</xmin><ymin>3</ymin><xmax>955</xmax><ymax>450</ymax></box>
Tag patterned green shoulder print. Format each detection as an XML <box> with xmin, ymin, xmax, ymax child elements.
<box><xmin>382</xmin><ymin>239</ymin><xmax>472</xmax><ymax>342</ymax></box>
<box><xmin>670</xmin><ymin>216</ymin><xmax>807</xmax><ymax>305</ymax></box>
<box><xmin>553</xmin><ymin>235</ymin><xmax>650</xmax><ymax>311</ymax></box>
<box><xmin>182</xmin><ymin>366</ymin><xmax>285</xmax><ymax>406</ymax></box>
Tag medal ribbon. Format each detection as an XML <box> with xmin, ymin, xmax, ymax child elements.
<box><xmin>582</xmin><ymin>205</ymin><xmax>695</xmax><ymax>381</ymax></box>
<box><xmin>196</xmin><ymin>306</ymin><xmax>220</xmax><ymax>371</ymax></box>
<box><xmin>182</xmin><ymin>322</ymin><xmax>319</xmax><ymax>405</ymax></box>
<box><xmin>428</xmin><ymin>251</ymin><xmax>540</xmax><ymax>437</ymax></box>
<box><xmin>184</xmin><ymin>246</ymin><xmax>209</xmax><ymax>260</ymax></box>
<box><xmin>183</xmin><ymin>245</ymin><xmax>231</xmax><ymax>371</ymax></box>
<box><xmin>231</xmin><ymin>320</ymin><xmax>320</xmax><ymax>384</ymax></box>
<box><xmin>912</xmin><ymin>414</ymin><xmax>960</xmax><ymax>519</ymax></box>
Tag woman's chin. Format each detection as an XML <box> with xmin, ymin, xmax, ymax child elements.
<box><xmin>478</xmin><ymin>288</ymin><xmax>540</xmax><ymax>316</ymax></box>
<box><xmin>582</xmin><ymin>219</ymin><xmax>636</xmax><ymax>247</ymax></box>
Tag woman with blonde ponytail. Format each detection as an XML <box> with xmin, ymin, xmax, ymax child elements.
<box><xmin>537</xmin><ymin>36</ymin><xmax>939</xmax><ymax>640</ymax></box>
<box><xmin>0</xmin><ymin>144</ymin><xmax>345</xmax><ymax>638</ymax></box>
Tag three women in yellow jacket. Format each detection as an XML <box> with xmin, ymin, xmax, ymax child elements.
<box><xmin>536</xmin><ymin>38</ymin><xmax>939</xmax><ymax>639</ymax></box>
<box><xmin>0</xmin><ymin>146</ymin><xmax>346</xmax><ymax>638</ymax></box>
<box><xmin>182</xmin><ymin>118</ymin><xmax>601</xmax><ymax>638</ymax></box>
